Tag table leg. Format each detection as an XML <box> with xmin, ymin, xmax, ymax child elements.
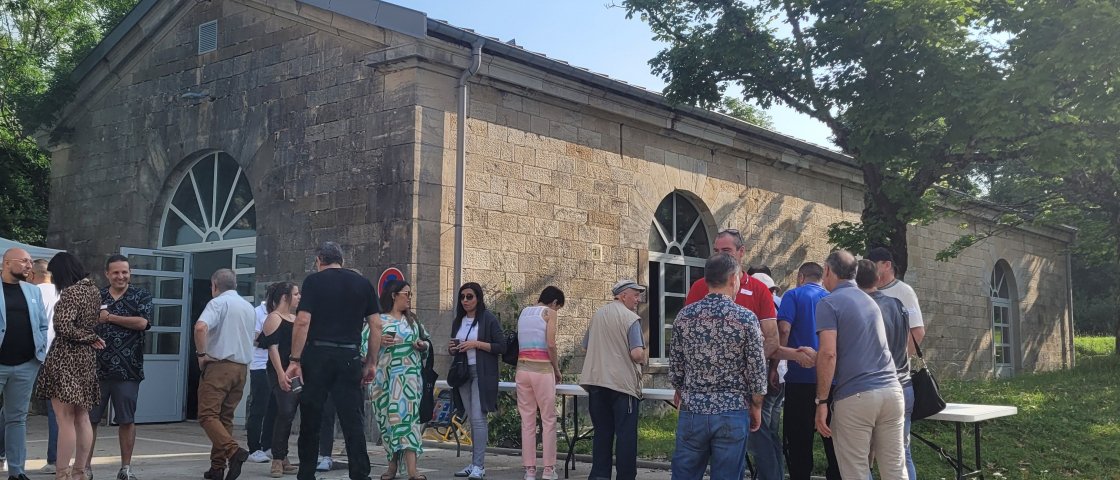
<box><xmin>955</xmin><ymin>422</ymin><xmax>964</xmax><ymax>480</ymax></box>
<box><xmin>974</xmin><ymin>423</ymin><xmax>983</xmax><ymax>480</ymax></box>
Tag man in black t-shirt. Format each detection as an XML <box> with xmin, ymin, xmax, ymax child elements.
<box><xmin>1</xmin><ymin>248</ymin><xmax>50</xmax><ymax>480</ymax></box>
<box><xmin>285</xmin><ymin>242</ymin><xmax>381</xmax><ymax>480</ymax></box>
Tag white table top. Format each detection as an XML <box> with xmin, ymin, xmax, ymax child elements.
<box><xmin>925</xmin><ymin>403</ymin><xmax>1018</xmax><ymax>422</ymax></box>
<box><xmin>437</xmin><ymin>381</ymin><xmax>1016</xmax><ymax>422</ymax></box>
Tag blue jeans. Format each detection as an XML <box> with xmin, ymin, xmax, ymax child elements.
<box><xmin>748</xmin><ymin>383</ymin><xmax>785</xmax><ymax>479</ymax></box>
<box><xmin>904</xmin><ymin>385</ymin><xmax>915</xmax><ymax>480</ymax></box>
<box><xmin>671</xmin><ymin>409</ymin><xmax>750</xmax><ymax>480</ymax></box>
<box><xmin>0</xmin><ymin>360</ymin><xmax>42</xmax><ymax>475</ymax></box>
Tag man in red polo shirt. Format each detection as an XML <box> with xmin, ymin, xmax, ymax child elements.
<box><xmin>684</xmin><ymin>229</ymin><xmax>814</xmax><ymax>364</ymax></box>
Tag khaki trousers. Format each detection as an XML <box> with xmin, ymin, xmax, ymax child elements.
<box><xmin>198</xmin><ymin>360</ymin><xmax>248</xmax><ymax>469</ymax></box>
<box><xmin>831</xmin><ymin>386</ymin><xmax>906</xmax><ymax>480</ymax></box>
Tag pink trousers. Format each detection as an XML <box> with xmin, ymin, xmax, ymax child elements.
<box><xmin>515</xmin><ymin>369</ymin><xmax>557</xmax><ymax>468</ymax></box>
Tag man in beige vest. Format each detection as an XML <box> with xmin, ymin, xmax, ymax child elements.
<box><xmin>579</xmin><ymin>280</ymin><xmax>646</xmax><ymax>480</ymax></box>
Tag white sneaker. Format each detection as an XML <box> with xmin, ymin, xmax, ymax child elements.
<box><xmin>542</xmin><ymin>466</ymin><xmax>558</xmax><ymax>480</ymax></box>
<box><xmin>264</xmin><ymin>449</ymin><xmax>273</xmax><ymax>460</ymax></box>
<box><xmin>523</xmin><ymin>467</ymin><xmax>536</xmax><ymax>480</ymax></box>
<box><xmin>247</xmin><ymin>450</ymin><xmax>271</xmax><ymax>463</ymax></box>
<box><xmin>453</xmin><ymin>465</ymin><xmax>475</xmax><ymax>478</ymax></box>
<box><xmin>468</xmin><ymin>466</ymin><xmax>486</xmax><ymax>480</ymax></box>
<box><xmin>40</xmin><ymin>464</ymin><xmax>57</xmax><ymax>474</ymax></box>
<box><xmin>117</xmin><ymin>465</ymin><xmax>138</xmax><ymax>480</ymax></box>
<box><xmin>316</xmin><ymin>456</ymin><xmax>333</xmax><ymax>472</ymax></box>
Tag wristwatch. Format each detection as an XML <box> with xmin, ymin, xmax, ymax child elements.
<box><xmin>196</xmin><ymin>352</ymin><xmax>208</xmax><ymax>358</ymax></box>
<box><xmin>289</xmin><ymin>356</ymin><xmax>301</xmax><ymax>363</ymax></box>
<box><xmin>814</xmin><ymin>396</ymin><xmax>827</xmax><ymax>406</ymax></box>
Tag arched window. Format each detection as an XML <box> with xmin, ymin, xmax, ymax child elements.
<box><xmin>647</xmin><ymin>192</ymin><xmax>711</xmax><ymax>361</ymax></box>
<box><xmin>161</xmin><ymin>152</ymin><xmax>256</xmax><ymax>248</ymax></box>
<box><xmin>991</xmin><ymin>261</ymin><xmax>1017</xmax><ymax>377</ymax></box>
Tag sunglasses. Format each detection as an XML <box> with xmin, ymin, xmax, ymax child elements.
<box><xmin>460</xmin><ymin>293</ymin><xmax>476</xmax><ymax>301</ymax></box>
<box><xmin>396</xmin><ymin>290</ymin><xmax>412</xmax><ymax>297</ymax></box>
<box><xmin>719</xmin><ymin>228</ymin><xmax>742</xmax><ymax>239</ymax></box>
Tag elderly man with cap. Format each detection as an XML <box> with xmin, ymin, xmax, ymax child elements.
<box><xmin>748</xmin><ymin>271</ymin><xmax>788</xmax><ymax>480</ymax></box>
<box><xmin>579</xmin><ymin>280</ymin><xmax>647</xmax><ymax>480</ymax></box>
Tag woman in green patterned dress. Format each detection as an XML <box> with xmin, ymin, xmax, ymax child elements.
<box><xmin>365</xmin><ymin>279</ymin><xmax>431</xmax><ymax>480</ymax></box>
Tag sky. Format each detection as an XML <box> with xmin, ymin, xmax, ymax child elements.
<box><xmin>395</xmin><ymin>0</ymin><xmax>836</xmax><ymax>150</ymax></box>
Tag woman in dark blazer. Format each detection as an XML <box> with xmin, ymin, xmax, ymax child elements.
<box><xmin>446</xmin><ymin>282</ymin><xmax>505</xmax><ymax>480</ymax></box>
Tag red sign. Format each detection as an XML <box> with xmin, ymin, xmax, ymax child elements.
<box><xmin>377</xmin><ymin>267</ymin><xmax>405</xmax><ymax>297</ymax></box>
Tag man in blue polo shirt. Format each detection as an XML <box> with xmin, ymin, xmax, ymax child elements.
<box><xmin>778</xmin><ymin>262</ymin><xmax>839</xmax><ymax>480</ymax></box>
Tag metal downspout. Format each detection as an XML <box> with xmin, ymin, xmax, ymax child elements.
<box><xmin>454</xmin><ymin>39</ymin><xmax>484</xmax><ymax>294</ymax></box>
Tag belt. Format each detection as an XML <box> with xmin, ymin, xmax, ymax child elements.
<box><xmin>310</xmin><ymin>340</ymin><xmax>359</xmax><ymax>350</ymax></box>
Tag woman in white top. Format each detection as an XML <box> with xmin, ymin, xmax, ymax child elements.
<box><xmin>446</xmin><ymin>282</ymin><xmax>505</xmax><ymax>480</ymax></box>
<box><xmin>515</xmin><ymin>287</ymin><xmax>565</xmax><ymax>480</ymax></box>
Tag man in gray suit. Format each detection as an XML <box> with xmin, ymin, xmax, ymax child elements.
<box><xmin>0</xmin><ymin>248</ymin><xmax>50</xmax><ymax>480</ymax></box>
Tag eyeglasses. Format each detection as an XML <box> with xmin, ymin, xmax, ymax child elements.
<box><xmin>459</xmin><ymin>293</ymin><xmax>476</xmax><ymax>301</ymax></box>
<box><xmin>718</xmin><ymin>228</ymin><xmax>742</xmax><ymax>239</ymax></box>
<box><xmin>396</xmin><ymin>291</ymin><xmax>412</xmax><ymax>297</ymax></box>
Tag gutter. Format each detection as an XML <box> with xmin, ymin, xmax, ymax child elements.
<box><xmin>453</xmin><ymin>39</ymin><xmax>484</xmax><ymax>293</ymax></box>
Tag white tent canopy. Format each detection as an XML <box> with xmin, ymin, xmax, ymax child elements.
<box><xmin>0</xmin><ymin>237</ymin><xmax>65</xmax><ymax>260</ymax></box>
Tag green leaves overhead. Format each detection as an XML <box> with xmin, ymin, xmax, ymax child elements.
<box><xmin>622</xmin><ymin>0</ymin><xmax>1089</xmax><ymax>277</ymax></box>
<box><xmin>0</xmin><ymin>0</ymin><xmax>139</xmax><ymax>244</ymax></box>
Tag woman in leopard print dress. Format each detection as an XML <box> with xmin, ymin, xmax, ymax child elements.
<box><xmin>34</xmin><ymin>253</ymin><xmax>105</xmax><ymax>480</ymax></box>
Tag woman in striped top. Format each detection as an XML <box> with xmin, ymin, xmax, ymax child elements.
<box><xmin>515</xmin><ymin>286</ymin><xmax>566</xmax><ymax>480</ymax></box>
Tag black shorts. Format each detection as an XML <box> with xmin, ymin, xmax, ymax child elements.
<box><xmin>89</xmin><ymin>380</ymin><xmax>141</xmax><ymax>425</ymax></box>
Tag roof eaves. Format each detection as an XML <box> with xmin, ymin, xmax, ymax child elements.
<box><xmin>425</xmin><ymin>18</ymin><xmax>857</xmax><ymax>170</ymax></box>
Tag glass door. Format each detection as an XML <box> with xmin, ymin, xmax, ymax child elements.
<box><xmin>121</xmin><ymin>248</ymin><xmax>191</xmax><ymax>423</ymax></box>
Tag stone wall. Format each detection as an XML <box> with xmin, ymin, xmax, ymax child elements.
<box><xmin>405</xmin><ymin>32</ymin><xmax>1073</xmax><ymax>380</ymax></box>
<box><xmin>47</xmin><ymin>0</ymin><xmax>420</xmax><ymax>286</ymax></box>
<box><xmin>46</xmin><ymin>0</ymin><xmax>1073</xmax><ymax>383</ymax></box>
<box><xmin>908</xmin><ymin>215</ymin><xmax>1073</xmax><ymax>379</ymax></box>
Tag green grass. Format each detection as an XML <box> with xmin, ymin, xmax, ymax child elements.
<box><xmin>1074</xmin><ymin>335</ymin><xmax>1115</xmax><ymax>357</ymax></box>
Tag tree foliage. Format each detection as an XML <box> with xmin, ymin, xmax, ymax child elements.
<box><xmin>715</xmin><ymin>96</ymin><xmax>773</xmax><ymax>129</ymax></box>
<box><xmin>0</xmin><ymin>0</ymin><xmax>137</xmax><ymax>244</ymax></box>
<box><xmin>621</xmin><ymin>0</ymin><xmax>1058</xmax><ymax>278</ymax></box>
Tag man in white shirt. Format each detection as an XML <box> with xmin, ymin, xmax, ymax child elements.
<box><xmin>194</xmin><ymin>269</ymin><xmax>257</xmax><ymax>480</ymax></box>
<box><xmin>30</xmin><ymin>259</ymin><xmax>60</xmax><ymax>474</ymax></box>
<box><xmin>866</xmin><ymin>248</ymin><xmax>926</xmax><ymax>352</ymax></box>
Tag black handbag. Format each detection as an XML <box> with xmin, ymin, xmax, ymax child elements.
<box><xmin>446</xmin><ymin>320</ymin><xmax>476</xmax><ymax>388</ymax></box>
<box><xmin>910</xmin><ymin>332</ymin><xmax>947</xmax><ymax>420</ymax></box>
<box><xmin>418</xmin><ymin>339</ymin><xmax>438</xmax><ymax>423</ymax></box>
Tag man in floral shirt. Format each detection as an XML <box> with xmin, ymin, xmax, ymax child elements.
<box><xmin>669</xmin><ymin>253</ymin><xmax>767</xmax><ymax>480</ymax></box>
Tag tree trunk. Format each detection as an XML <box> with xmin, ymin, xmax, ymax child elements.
<box><xmin>859</xmin><ymin>192</ymin><xmax>911</xmax><ymax>280</ymax></box>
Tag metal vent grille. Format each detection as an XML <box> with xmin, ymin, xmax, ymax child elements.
<box><xmin>198</xmin><ymin>20</ymin><xmax>217</xmax><ymax>54</ymax></box>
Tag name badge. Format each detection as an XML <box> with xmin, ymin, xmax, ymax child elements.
<box><xmin>740</xmin><ymin>288</ymin><xmax>753</xmax><ymax>296</ymax></box>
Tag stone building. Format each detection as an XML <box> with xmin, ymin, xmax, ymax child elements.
<box><xmin>42</xmin><ymin>0</ymin><xmax>1074</xmax><ymax>422</ymax></box>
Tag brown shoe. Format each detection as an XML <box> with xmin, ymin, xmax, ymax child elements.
<box><xmin>270</xmin><ymin>460</ymin><xmax>284</xmax><ymax>478</ymax></box>
<box><xmin>281</xmin><ymin>459</ymin><xmax>297</xmax><ymax>475</ymax></box>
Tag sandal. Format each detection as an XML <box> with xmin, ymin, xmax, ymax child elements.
<box><xmin>380</xmin><ymin>473</ymin><xmax>397</xmax><ymax>480</ymax></box>
<box><xmin>409</xmin><ymin>476</ymin><xmax>427</xmax><ymax>480</ymax></box>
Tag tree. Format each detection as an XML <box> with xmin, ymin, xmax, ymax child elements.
<box><xmin>715</xmin><ymin>96</ymin><xmax>772</xmax><ymax>129</ymax></box>
<box><xmin>0</xmin><ymin>0</ymin><xmax>138</xmax><ymax>244</ymax></box>
<box><xmin>621</xmin><ymin>0</ymin><xmax>1044</xmax><ymax>278</ymax></box>
<box><xmin>981</xmin><ymin>0</ymin><xmax>1120</xmax><ymax>349</ymax></box>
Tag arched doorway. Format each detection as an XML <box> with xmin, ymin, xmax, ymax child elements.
<box><xmin>160</xmin><ymin>152</ymin><xmax>257</xmax><ymax>419</ymax></box>
<box><xmin>647</xmin><ymin>191</ymin><xmax>711</xmax><ymax>362</ymax></box>
<box><xmin>990</xmin><ymin>260</ymin><xmax>1019</xmax><ymax>378</ymax></box>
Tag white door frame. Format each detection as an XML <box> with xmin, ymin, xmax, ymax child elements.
<box><xmin>121</xmin><ymin>247</ymin><xmax>192</xmax><ymax>423</ymax></box>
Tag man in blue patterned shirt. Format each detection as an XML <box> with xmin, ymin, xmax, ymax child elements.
<box><xmin>669</xmin><ymin>253</ymin><xmax>767</xmax><ymax>480</ymax></box>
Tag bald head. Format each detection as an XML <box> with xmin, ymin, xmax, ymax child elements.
<box><xmin>822</xmin><ymin>249</ymin><xmax>858</xmax><ymax>292</ymax></box>
<box><xmin>2</xmin><ymin>248</ymin><xmax>32</xmax><ymax>283</ymax></box>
